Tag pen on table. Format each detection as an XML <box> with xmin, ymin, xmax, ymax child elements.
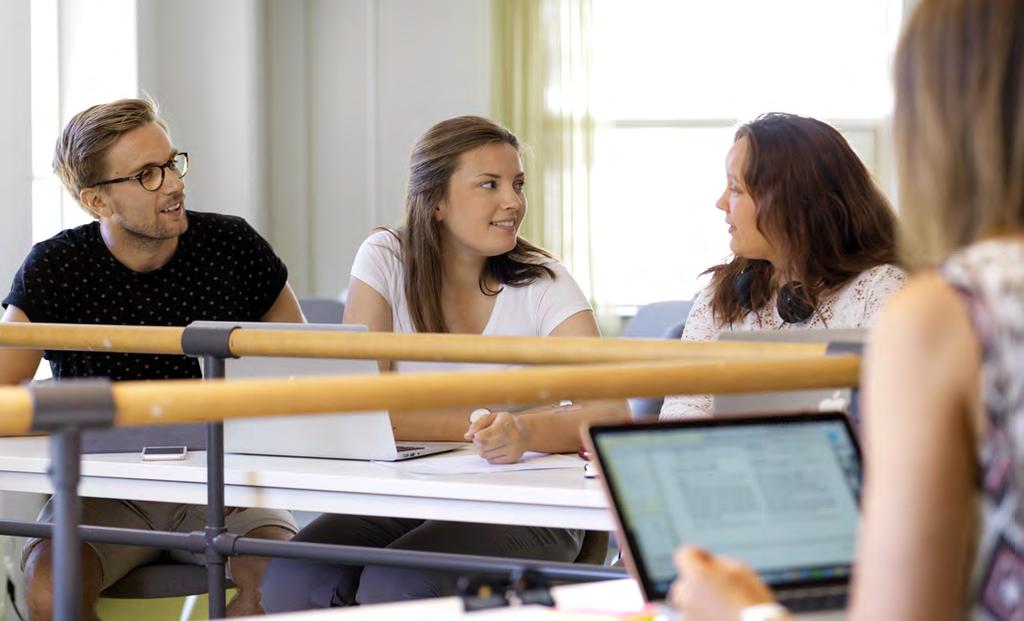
<box><xmin>466</xmin><ymin>408</ymin><xmax>490</xmax><ymax>442</ymax></box>
<box><xmin>469</xmin><ymin>408</ymin><xmax>490</xmax><ymax>426</ymax></box>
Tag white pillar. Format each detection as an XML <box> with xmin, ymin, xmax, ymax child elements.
<box><xmin>0</xmin><ymin>0</ymin><xmax>33</xmax><ymax>288</ymax></box>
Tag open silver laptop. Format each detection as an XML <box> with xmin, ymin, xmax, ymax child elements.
<box><xmin>714</xmin><ymin>329</ymin><xmax>864</xmax><ymax>416</ymax></box>
<box><xmin>584</xmin><ymin>413</ymin><xmax>860</xmax><ymax>616</ymax></box>
<box><xmin>219</xmin><ymin>322</ymin><xmax>459</xmax><ymax>461</ymax></box>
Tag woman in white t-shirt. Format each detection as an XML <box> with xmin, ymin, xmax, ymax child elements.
<box><xmin>660</xmin><ymin>113</ymin><xmax>906</xmax><ymax>420</ymax></box>
<box><xmin>261</xmin><ymin>116</ymin><xmax>629</xmax><ymax>612</ymax></box>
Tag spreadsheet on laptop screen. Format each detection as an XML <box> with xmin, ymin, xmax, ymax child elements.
<box><xmin>596</xmin><ymin>420</ymin><xmax>861</xmax><ymax>593</ymax></box>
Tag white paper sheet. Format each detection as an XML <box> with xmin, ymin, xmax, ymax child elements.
<box><xmin>374</xmin><ymin>450</ymin><xmax>584</xmax><ymax>475</ymax></box>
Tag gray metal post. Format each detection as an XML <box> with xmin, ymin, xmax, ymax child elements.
<box><xmin>30</xmin><ymin>380</ymin><xmax>115</xmax><ymax>621</ymax></box>
<box><xmin>204</xmin><ymin>355</ymin><xmax>228</xmax><ymax>619</ymax></box>
<box><xmin>181</xmin><ymin>322</ymin><xmax>241</xmax><ymax>620</ymax></box>
<box><xmin>0</xmin><ymin>518</ymin><xmax>627</xmax><ymax>584</ymax></box>
<box><xmin>50</xmin><ymin>428</ymin><xmax>82</xmax><ymax>621</ymax></box>
<box><xmin>225</xmin><ymin>536</ymin><xmax>626</xmax><ymax>582</ymax></box>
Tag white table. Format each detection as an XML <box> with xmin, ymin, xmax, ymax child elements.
<box><xmin>0</xmin><ymin>439</ymin><xmax>844</xmax><ymax>620</ymax></box>
<box><xmin>0</xmin><ymin>438</ymin><xmax>613</xmax><ymax>530</ymax></box>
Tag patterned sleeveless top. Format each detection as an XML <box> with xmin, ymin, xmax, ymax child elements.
<box><xmin>942</xmin><ymin>238</ymin><xmax>1024</xmax><ymax>620</ymax></box>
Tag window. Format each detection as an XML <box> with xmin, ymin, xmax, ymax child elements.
<box><xmin>30</xmin><ymin>0</ymin><xmax>62</xmax><ymax>244</ymax></box>
<box><xmin>586</xmin><ymin>0</ymin><xmax>903</xmax><ymax>313</ymax></box>
<box><xmin>28</xmin><ymin>0</ymin><xmax>137</xmax><ymax>380</ymax></box>
<box><xmin>30</xmin><ymin>0</ymin><xmax>138</xmax><ymax>243</ymax></box>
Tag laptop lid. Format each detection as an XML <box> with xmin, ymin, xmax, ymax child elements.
<box><xmin>219</xmin><ymin>322</ymin><xmax>405</xmax><ymax>461</ymax></box>
<box><xmin>714</xmin><ymin>329</ymin><xmax>865</xmax><ymax>416</ymax></box>
<box><xmin>584</xmin><ymin>413</ymin><xmax>861</xmax><ymax>602</ymax></box>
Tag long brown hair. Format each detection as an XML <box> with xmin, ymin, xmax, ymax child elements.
<box><xmin>707</xmin><ymin>113</ymin><xmax>898</xmax><ymax>325</ymax></box>
<box><xmin>895</xmin><ymin>0</ymin><xmax>1024</xmax><ymax>266</ymax></box>
<box><xmin>399</xmin><ymin>116</ymin><xmax>554</xmax><ymax>333</ymax></box>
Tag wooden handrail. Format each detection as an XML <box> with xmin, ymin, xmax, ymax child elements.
<box><xmin>0</xmin><ymin>323</ymin><xmax>832</xmax><ymax>364</ymax></box>
<box><xmin>0</xmin><ymin>355</ymin><xmax>860</xmax><ymax>436</ymax></box>
<box><xmin>0</xmin><ymin>323</ymin><xmax>183</xmax><ymax>355</ymax></box>
<box><xmin>227</xmin><ymin>330</ymin><xmax>828</xmax><ymax>363</ymax></box>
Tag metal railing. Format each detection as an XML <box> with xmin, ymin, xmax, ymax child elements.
<box><xmin>0</xmin><ymin>322</ymin><xmax>862</xmax><ymax>620</ymax></box>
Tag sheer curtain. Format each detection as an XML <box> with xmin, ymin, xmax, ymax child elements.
<box><xmin>491</xmin><ymin>0</ymin><xmax>596</xmax><ymax>297</ymax></box>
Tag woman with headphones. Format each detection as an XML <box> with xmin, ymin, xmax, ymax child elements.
<box><xmin>660</xmin><ymin>113</ymin><xmax>906</xmax><ymax>420</ymax></box>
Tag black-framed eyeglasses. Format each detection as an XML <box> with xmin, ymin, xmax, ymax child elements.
<box><xmin>91</xmin><ymin>152</ymin><xmax>189</xmax><ymax>192</ymax></box>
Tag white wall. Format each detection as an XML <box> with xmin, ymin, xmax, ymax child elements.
<box><xmin>374</xmin><ymin>1</ymin><xmax>495</xmax><ymax>233</ymax></box>
<box><xmin>0</xmin><ymin>0</ymin><xmax>33</xmax><ymax>289</ymax></box>
<box><xmin>270</xmin><ymin>0</ymin><xmax>493</xmax><ymax>297</ymax></box>
<box><xmin>132</xmin><ymin>0</ymin><xmax>492</xmax><ymax>297</ymax></box>
<box><xmin>267</xmin><ymin>0</ymin><xmax>312</xmax><ymax>293</ymax></box>
<box><xmin>59</xmin><ymin>0</ymin><xmax>137</xmax><ymax>123</ymax></box>
<box><xmin>137</xmin><ymin>0</ymin><xmax>268</xmax><ymax>229</ymax></box>
<box><xmin>303</xmin><ymin>0</ymin><xmax>376</xmax><ymax>297</ymax></box>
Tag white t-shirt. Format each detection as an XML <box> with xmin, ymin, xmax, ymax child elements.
<box><xmin>350</xmin><ymin>230</ymin><xmax>593</xmax><ymax>374</ymax></box>
<box><xmin>660</xmin><ymin>263</ymin><xmax>907</xmax><ymax>420</ymax></box>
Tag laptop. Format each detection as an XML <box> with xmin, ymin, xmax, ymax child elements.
<box><xmin>221</xmin><ymin>322</ymin><xmax>460</xmax><ymax>461</ymax></box>
<box><xmin>584</xmin><ymin>412</ymin><xmax>861</xmax><ymax>613</ymax></box>
<box><xmin>714</xmin><ymin>329</ymin><xmax>865</xmax><ymax>416</ymax></box>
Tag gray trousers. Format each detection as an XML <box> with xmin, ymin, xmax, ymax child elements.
<box><xmin>260</xmin><ymin>514</ymin><xmax>583</xmax><ymax>612</ymax></box>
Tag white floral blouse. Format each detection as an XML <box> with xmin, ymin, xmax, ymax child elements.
<box><xmin>659</xmin><ymin>263</ymin><xmax>907</xmax><ymax>420</ymax></box>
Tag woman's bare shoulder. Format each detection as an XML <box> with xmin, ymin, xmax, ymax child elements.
<box><xmin>869</xmin><ymin>271</ymin><xmax>980</xmax><ymax>394</ymax></box>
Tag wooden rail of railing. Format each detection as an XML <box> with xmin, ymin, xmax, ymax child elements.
<box><xmin>0</xmin><ymin>322</ymin><xmax>831</xmax><ymax>363</ymax></box>
<box><xmin>0</xmin><ymin>355</ymin><xmax>860</xmax><ymax>436</ymax></box>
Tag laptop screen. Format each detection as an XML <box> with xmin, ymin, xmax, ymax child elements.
<box><xmin>590</xmin><ymin>414</ymin><xmax>861</xmax><ymax>599</ymax></box>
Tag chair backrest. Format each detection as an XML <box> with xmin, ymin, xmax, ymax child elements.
<box><xmin>299</xmin><ymin>297</ymin><xmax>345</xmax><ymax>324</ymax></box>
<box><xmin>101</xmin><ymin>563</ymin><xmax>234</xmax><ymax>599</ymax></box>
<box><xmin>621</xmin><ymin>300</ymin><xmax>692</xmax><ymax>339</ymax></box>
<box><xmin>622</xmin><ymin>299</ymin><xmax>693</xmax><ymax>419</ymax></box>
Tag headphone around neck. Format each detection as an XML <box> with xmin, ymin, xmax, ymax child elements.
<box><xmin>735</xmin><ymin>268</ymin><xmax>816</xmax><ymax>324</ymax></box>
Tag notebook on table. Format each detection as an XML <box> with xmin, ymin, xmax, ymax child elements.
<box><xmin>584</xmin><ymin>412</ymin><xmax>861</xmax><ymax>614</ymax></box>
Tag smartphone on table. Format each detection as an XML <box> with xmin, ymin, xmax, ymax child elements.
<box><xmin>141</xmin><ymin>446</ymin><xmax>188</xmax><ymax>461</ymax></box>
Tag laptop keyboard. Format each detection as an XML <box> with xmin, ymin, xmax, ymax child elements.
<box><xmin>395</xmin><ymin>445</ymin><xmax>424</xmax><ymax>453</ymax></box>
<box><xmin>776</xmin><ymin>585</ymin><xmax>848</xmax><ymax>612</ymax></box>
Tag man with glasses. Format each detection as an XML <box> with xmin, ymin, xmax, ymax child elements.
<box><xmin>0</xmin><ymin>98</ymin><xmax>303</xmax><ymax>619</ymax></box>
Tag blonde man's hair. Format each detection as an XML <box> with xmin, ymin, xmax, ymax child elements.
<box><xmin>53</xmin><ymin>98</ymin><xmax>168</xmax><ymax>215</ymax></box>
<box><xmin>894</xmin><ymin>0</ymin><xmax>1024</xmax><ymax>266</ymax></box>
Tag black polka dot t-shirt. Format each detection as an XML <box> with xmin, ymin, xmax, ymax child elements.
<box><xmin>2</xmin><ymin>210</ymin><xmax>288</xmax><ymax>380</ymax></box>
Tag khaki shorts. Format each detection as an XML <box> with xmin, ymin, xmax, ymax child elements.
<box><xmin>22</xmin><ymin>498</ymin><xmax>297</xmax><ymax>589</ymax></box>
